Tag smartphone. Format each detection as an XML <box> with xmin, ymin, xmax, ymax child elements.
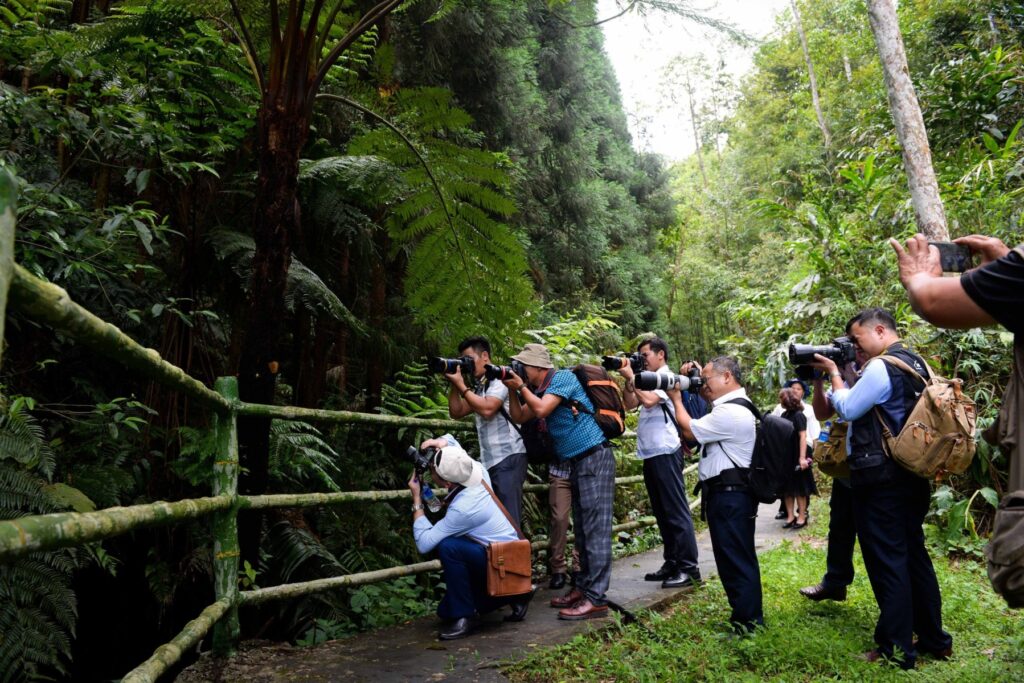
<box><xmin>928</xmin><ymin>241</ymin><xmax>972</xmax><ymax>273</ymax></box>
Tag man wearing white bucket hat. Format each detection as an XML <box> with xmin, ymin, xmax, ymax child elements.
<box><xmin>409</xmin><ymin>435</ymin><xmax>534</xmax><ymax>640</ymax></box>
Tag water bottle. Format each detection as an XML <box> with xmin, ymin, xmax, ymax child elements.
<box><xmin>819</xmin><ymin>420</ymin><xmax>831</xmax><ymax>443</ymax></box>
<box><xmin>420</xmin><ymin>478</ymin><xmax>442</xmax><ymax>513</ymax></box>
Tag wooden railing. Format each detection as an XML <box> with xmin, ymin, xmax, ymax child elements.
<box><xmin>0</xmin><ymin>170</ymin><xmax>699</xmax><ymax>682</ymax></box>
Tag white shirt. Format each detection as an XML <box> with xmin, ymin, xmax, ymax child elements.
<box><xmin>472</xmin><ymin>378</ymin><xmax>526</xmax><ymax>470</ymax></box>
<box><xmin>771</xmin><ymin>401</ymin><xmax>820</xmax><ymax>441</ymax></box>
<box><xmin>635</xmin><ymin>365</ymin><xmax>681</xmax><ymax>459</ymax></box>
<box><xmin>690</xmin><ymin>387</ymin><xmax>757</xmax><ymax>481</ymax></box>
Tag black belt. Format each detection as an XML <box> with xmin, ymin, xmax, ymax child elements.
<box><xmin>568</xmin><ymin>441</ymin><xmax>610</xmax><ymax>464</ymax></box>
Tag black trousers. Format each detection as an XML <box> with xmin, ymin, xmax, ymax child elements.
<box><xmin>643</xmin><ymin>448</ymin><xmax>700</xmax><ymax>574</ymax></box>
<box><xmin>488</xmin><ymin>451</ymin><xmax>527</xmax><ymax>528</ymax></box>
<box><xmin>705</xmin><ymin>487</ymin><xmax>763</xmax><ymax>631</ymax></box>
<box><xmin>822</xmin><ymin>479</ymin><xmax>856</xmax><ymax>589</ymax></box>
<box><xmin>853</xmin><ymin>465</ymin><xmax>952</xmax><ymax>668</ymax></box>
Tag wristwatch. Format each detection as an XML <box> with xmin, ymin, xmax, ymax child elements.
<box><xmin>411</xmin><ymin>503</ymin><xmax>424</xmax><ymax>512</ymax></box>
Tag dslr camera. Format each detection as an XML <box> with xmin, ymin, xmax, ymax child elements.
<box><xmin>788</xmin><ymin>336</ymin><xmax>857</xmax><ymax>366</ymax></box>
<box><xmin>483</xmin><ymin>360</ymin><xmax>526</xmax><ymax>382</ymax></box>
<box><xmin>404</xmin><ymin>445</ymin><xmax>438</xmax><ymax>476</ymax></box>
<box><xmin>601</xmin><ymin>352</ymin><xmax>646</xmax><ymax>373</ymax></box>
<box><xmin>635</xmin><ymin>367</ymin><xmax>704</xmax><ymax>392</ymax></box>
<box><xmin>427</xmin><ymin>356</ymin><xmax>475</xmax><ymax>374</ymax></box>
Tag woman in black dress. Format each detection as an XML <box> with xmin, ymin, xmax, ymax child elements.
<box><xmin>779</xmin><ymin>387</ymin><xmax>817</xmax><ymax>529</ymax></box>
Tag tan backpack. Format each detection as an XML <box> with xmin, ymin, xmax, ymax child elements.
<box><xmin>813</xmin><ymin>419</ymin><xmax>850</xmax><ymax>478</ymax></box>
<box><xmin>872</xmin><ymin>355</ymin><xmax>977</xmax><ymax>479</ymax></box>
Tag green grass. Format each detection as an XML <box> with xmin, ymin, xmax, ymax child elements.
<box><xmin>506</xmin><ymin>535</ymin><xmax>1024</xmax><ymax>682</ymax></box>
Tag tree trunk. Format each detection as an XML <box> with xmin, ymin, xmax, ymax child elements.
<box><xmin>684</xmin><ymin>74</ymin><xmax>707</xmax><ymax>187</ymax></box>
<box><xmin>790</xmin><ymin>0</ymin><xmax>833</xmax><ymax>159</ymax></box>
<box><xmin>843</xmin><ymin>52</ymin><xmax>853</xmax><ymax>83</ymax></box>
<box><xmin>866</xmin><ymin>0</ymin><xmax>949</xmax><ymax>241</ymax></box>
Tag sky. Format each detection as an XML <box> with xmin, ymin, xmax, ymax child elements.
<box><xmin>598</xmin><ymin>0</ymin><xmax>791</xmax><ymax>161</ymax></box>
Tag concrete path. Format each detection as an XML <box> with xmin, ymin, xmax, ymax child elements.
<box><xmin>177</xmin><ymin>503</ymin><xmax>793</xmax><ymax>683</ymax></box>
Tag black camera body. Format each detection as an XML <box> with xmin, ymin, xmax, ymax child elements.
<box><xmin>601</xmin><ymin>353</ymin><xmax>646</xmax><ymax>373</ymax></box>
<box><xmin>635</xmin><ymin>368</ymin><xmax>704</xmax><ymax>392</ymax></box>
<box><xmin>428</xmin><ymin>356</ymin><xmax>475</xmax><ymax>374</ymax></box>
<box><xmin>788</xmin><ymin>336</ymin><xmax>857</xmax><ymax>366</ymax></box>
<box><xmin>483</xmin><ymin>360</ymin><xmax>526</xmax><ymax>382</ymax></box>
<box><xmin>404</xmin><ymin>445</ymin><xmax>437</xmax><ymax>476</ymax></box>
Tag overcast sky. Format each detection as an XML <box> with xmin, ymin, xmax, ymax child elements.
<box><xmin>598</xmin><ymin>0</ymin><xmax>791</xmax><ymax>161</ymax></box>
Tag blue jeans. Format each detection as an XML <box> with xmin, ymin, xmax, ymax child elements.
<box><xmin>436</xmin><ymin>536</ymin><xmax>515</xmax><ymax>620</ymax></box>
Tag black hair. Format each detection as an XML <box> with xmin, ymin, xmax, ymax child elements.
<box><xmin>638</xmin><ymin>336</ymin><xmax>669</xmax><ymax>360</ymax></box>
<box><xmin>709</xmin><ymin>356</ymin><xmax>743</xmax><ymax>386</ymax></box>
<box><xmin>848</xmin><ymin>307</ymin><xmax>897</xmax><ymax>333</ymax></box>
<box><xmin>457</xmin><ymin>336</ymin><xmax>491</xmax><ymax>355</ymax></box>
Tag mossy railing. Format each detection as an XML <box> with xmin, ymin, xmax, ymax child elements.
<box><xmin>0</xmin><ymin>179</ymin><xmax>700</xmax><ymax>683</ymax></box>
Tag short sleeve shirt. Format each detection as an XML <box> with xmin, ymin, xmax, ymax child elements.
<box><xmin>545</xmin><ymin>369</ymin><xmax>606</xmax><ymax>460</ymax></box>
<box><xmin>472</xmin><ymin>378</ymin><xmax>526</xmax><ymax>470</ymax></box>
<box><xmin>636</xmin><ymin>366</ymin><xmax>681</xmax><ymax>459</ymax></box>
<box><xmin>961</xmin><ymin>246</ymin><xmax>1024</xmax><ymax>336</ymax></box>
<box><xmin>690</xmin><ymin>388</ymin><xmax>757</xmax><ymax>481</ymax></box>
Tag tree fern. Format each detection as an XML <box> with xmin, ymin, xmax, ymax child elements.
<box><xmin>0</xmin><ymin>0</ymin><xmax>70</xmax><ymax>28</ymax></box>
<box><xmin>268</xmin><ymin>420</ymin><xmax>343</xmax><ymax>493</ymax></box>
<box><xmin>0</xmin><ymin>400</ymin><xmax>90</xmax><ymax>682</ymax></box>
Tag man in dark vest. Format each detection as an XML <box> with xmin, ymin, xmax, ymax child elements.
<box><xmin>811</xmin><ymin>308</ymin><xmax>952</xmax><ymax>669</ymax></box>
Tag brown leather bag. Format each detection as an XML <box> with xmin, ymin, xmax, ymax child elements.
<box><xmin>814</xmin><ymin>419</ymin><xmax>850</xmax><ymax>478</ymax></box>
<box><xmin>481</xmin><ymin>482</ymin><xmax>533</xmax><ymax>597</ymax></box>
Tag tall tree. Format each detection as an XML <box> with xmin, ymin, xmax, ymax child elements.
<box><xmin>865</xmin><ymin>0</ymin><xmax>949</xmax><ymax>240</ymax></box>
<box><xmin>790</xmin><ymin>0</ymin><xmax>833</xmax><ymax>160</ymax></box>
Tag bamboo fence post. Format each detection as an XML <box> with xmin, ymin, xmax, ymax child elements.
<box><xmin>211</xmin><ymin>377</ymin><xmax>241</xmax><ymax>657</ymax></box>
<box><xmin>0</xmin><ymin>169</ymin><xmax>15</xmax><ymax>371</ymax></box>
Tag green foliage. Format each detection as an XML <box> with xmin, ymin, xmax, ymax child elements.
<box><xmin>0</xmin><ymin>398</ymin><xmax>91</xmax><ymax>682</ymax></box>
<box><xmin>508</xmin><ymin>539</ymin><xmax>1024</xmax><ymax>681</ymax></box>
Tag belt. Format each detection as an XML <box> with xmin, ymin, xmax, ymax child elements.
<box><xmin>568</xmin><ymin>441</ymin><xmax>609</xmax><ymax>464</ymax></box>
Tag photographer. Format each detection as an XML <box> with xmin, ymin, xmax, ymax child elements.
<box><xmin>616</xmin><ymin>337</ymin><xmax>701</xmax><ymax>589</ymax></box>
<box><xmin>799</xmin><ymin>346</ymin><xmax>866</xmax><ymax>603</ymax></box>
<box><xmin>443</xmin><ymin>336</ymin><xmax>528</xmax><ymax>526</ymax></box>
<box><xmin>409</xmin><ymin>435</ymin><xmax>533</xmax><ymax>640</ymax></box>
<box><xmin>667</xmin><ymin>356</ymin><xmax>763</xmax><ymax>633</ymax></box>
<box><xmin>891</xmin><ymin>233</ymin><xmax>1024</xmax><ymax>609</ymax></box>
<box><xmin>502</xmin><ymin>344</ymin><xmax>615</xmax><ymax>621</ymax></box>
<box><xmin>810</xmin><ymin>308</ymin><xmax>952</xmax><ymax>668</ymax></box>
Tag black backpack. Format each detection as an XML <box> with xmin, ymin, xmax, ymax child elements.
<box><xmin>726</xmin><ymin>398</ymin><xmax>794</xmax><ymax>504</ymax></box>
<box><xmin>497</xmin><ymin>374</ymin><xmax>557</xmax><ymax>466</ymax></box>
<box><xmin>570</xmin><ymin>364</ymin><xmax>626</xmax><ymax>439</ymax></box>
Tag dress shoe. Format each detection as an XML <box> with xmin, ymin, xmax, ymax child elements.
<box><xmin>774</xmin><ymin>510</ymin><xmax>787</xmax><ymax>520</ymax></box>
<box><xmin>913</xmin><ymin>639</ymin><xmax>952</xmax><ymax>660</ymax></box>
<box><xmin>861</xmin><ymin>649</ymin><xmax>913</xmax><ymax>669</ymax></box>
<box><xmin>550</xmin><ymin>588</ymin><xmax>583</xmax><ymax>609</ymax></box>
<box><xmin>548</xmin><ymin>572</ymin><xmax>567</xmax><ymax>590</ymax></box>
<box><xmin>792</xmin><ymin>519</ymin><xmax>808</xmax><ymax>530</ymax></box>
<box><xmin>439</xmin><ymin>616</ymin><xmax>478</xmax><ymax>640</ymax></box>
<box><xmin>661</xmin><ymin>571</ymin><xmax>702</xmax><ymax>589</ymax></box>
<box><xmin>799</xmin><ymin>582</ymin><xmax>847</xmax><ymax>601</ymax></box>
<box><xmin>782</xmin><ymin>520</ymin><xmax>796</xmax><ymax>529</ymax></box>
<box><xmin>557</xmin><ymin>598</ymin><xmax>609</xmax><ymax>621</ymax></box>
<box><xmin>505</xmin><ymin>588</ymin><xmax>536</xmax><ymax>622</ymax></box>
<box><xmin>644</xmin><ymin>564</ymin><xmax>675</xmax><ymax>581</ymax></box>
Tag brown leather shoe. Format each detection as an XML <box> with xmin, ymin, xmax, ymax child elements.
<box><xmin>913</xmin><ymin>639</ymin><xmax>953</xmax><ymax>660</ymax></box>
<box><xmin>549</xmin><ymin>588</ymin><xmax>583</xmax><ymax>609</ymax></box>
<box><xmin>557</xmin><ymin>598</ymin><xmax>609</xmax><ymax>621</ymax></box>
<box><xmin>799</xmin><ymin>582</ymin><xmax>847</xmax><ymax>602</ymax></box>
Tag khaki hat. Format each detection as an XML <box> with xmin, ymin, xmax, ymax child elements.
<box><xmin>511</xmin><ymin>343</ymin><xmax>553</xmax><ymax>369</ymax></box>
<box><xmin>432</xmin><ymin>445</ymin><xmax>483</xmax><ymax>487</ymax></box>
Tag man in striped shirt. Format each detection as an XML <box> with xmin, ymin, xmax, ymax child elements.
<box><xmin>444</xmin><ymin>336</ymin><xmax>528</xmax><ymax>526</ymax></box>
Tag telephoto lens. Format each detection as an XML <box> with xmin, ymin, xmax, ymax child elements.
<box><xmin>601</xmin><ymin>353</ymin><xmax>645</xmax><ymax>373</ymax></box>
<box><xmin>636</xmin><ymin>371</ymin><xmax>679</xmax><ymax>391</ymax></box>
<box><xmin>427</xmin><ymin>356</ymin><xmax>474</xmax><ymax>374</ymax></box>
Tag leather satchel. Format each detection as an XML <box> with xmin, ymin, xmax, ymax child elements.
<box><xmin>482</xmin><ymin>482</ymin><xmax>533</xmax><ymax>597</ymax></box>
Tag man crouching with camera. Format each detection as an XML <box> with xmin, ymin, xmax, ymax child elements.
<box><xmin>409</xmin><ymin>435</ymin><xmax>534</xmax><ymax>640</ymax></box>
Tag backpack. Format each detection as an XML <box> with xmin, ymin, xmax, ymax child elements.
<box><xmin>872</xmin><ymin>355</ymin><xmax>977</xmax><ymax>479</ymax></box>
<box><xmin>570</xmin><ymin>364</ymin><xmax>626</xmax><ymax>439</ymax></box>
<box><xmin>497</xmin><ymin>373</ymin><xmax>557</xmax><ymax>466</ymax></box>
<box><xmin>726</xmin><ymin>398</ymin><xmax>795</xmax><ymax>504</ymax></box>
<box><xmin>813</xmin><ymin>419</ymin><xmax>850</xmax><ymax>479</ymax></box>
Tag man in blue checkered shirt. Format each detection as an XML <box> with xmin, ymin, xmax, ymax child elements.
<box><xmin>503</xmin><ymin>343</ymin><xmax>615</xmax><ymax>621</ymax></box>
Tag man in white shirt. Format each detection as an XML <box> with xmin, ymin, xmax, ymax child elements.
<box><xmin>615</xmin><ymin>337</ymin><xmax>701</xmax><ymax>589</ymax></box>
<box><xmin>443</xmin><ymin>336</ymin><xmax>528</xmax><ymax>526</ymax></box>
<box><xmin>667</xmin><ymin>356</ymin><xmax>762</xmax><ymax>632</ymax></box>
<box><xmin>410</xmin><ymin>436</ymin><xmax>532</xmax><ymax>640</ymax></box>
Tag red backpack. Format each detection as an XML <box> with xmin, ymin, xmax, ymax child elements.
<box><xmin>570</xmin><ymin>364</ymin><xmax>626</xmax><ymax>439</ymax></box>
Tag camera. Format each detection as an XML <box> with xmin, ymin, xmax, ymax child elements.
<box><xmin>601</xmin><ymin>353</ymin><xmax>646</xmax><ymax>373</ymax></box>
<box><xmin>929</xmin><ymin>241</ymin><xmax>972</xmax><ymax>273</ymax></box>
<box><xmin>427</xmin><ymin>356</ymin><xmax>475</xmax><ymax>374</ymax></box>
<box><xmin>404</xmin><ymin>445</ymin><xmax>438</xmax><ymax>476</ymax></box>
<box><xmin>788</xmin><ymin>336</ymin><xmax>856</xmax><ymax>366</ymax></box>
<box><xmin>483</xmin><ymin>360</ymin><xmax>526</xmax><ymax>382</ymax></box>
<box><xmin>635</xmin><ymin>368</ymin><xmax>704</xmax><ymax>392</ymax></box>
